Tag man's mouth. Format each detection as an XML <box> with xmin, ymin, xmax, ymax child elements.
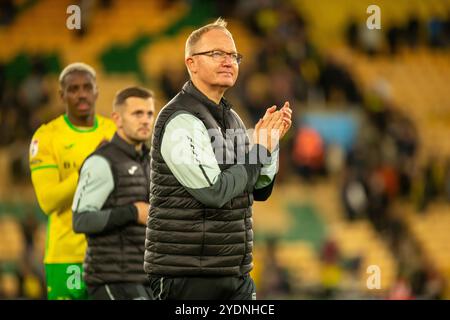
<box><xmin>77</xmin><ymin>102</ymin><xmax>90</xmax><ymax>110</ymax></box>
<box><xmin>218</xmin><ymin>72</ymin><xmax>233</xmax><ymax>77</ymax></box>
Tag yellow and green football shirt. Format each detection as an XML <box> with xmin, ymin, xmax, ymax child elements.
<box><xmin>30</xmin><ymin>114</ymin><xmax>116</xmax><ymax>264</ymax></box>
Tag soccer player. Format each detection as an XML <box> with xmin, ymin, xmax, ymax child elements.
<box><xmin>72</xmin><ymin>87</ymin><xmax>155</xmax><ymax>300</ymax></box>
<box><xmin>29</xmin><ymin>63</ymin><xmax>116</xmax><ymax>299</ymax></box>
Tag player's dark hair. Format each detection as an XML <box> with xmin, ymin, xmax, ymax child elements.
<box><xmin>113</xmin><ymin>86</ymin><xmax>153</xmax><ymax>109</ymax></box>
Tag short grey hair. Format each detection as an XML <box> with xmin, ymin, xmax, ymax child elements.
<box><xmin>185</xmin><ymin>17</ymin><xmax>233</xmax><ymax>58</ymax></box>
<box><xmin>59</xmin><ymin>62</ymin><xmax>96</xmax><ymax>87</ymax></box>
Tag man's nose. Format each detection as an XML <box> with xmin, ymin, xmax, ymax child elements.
<box><xmin>221</xmin><ymin>55</ymin><xmax>233</xmax><ymax>66</ymax></box>
<box><xmin>141</xmin><ymin>116</ymin><xmax>151</xmax><ymax>125</ymax></box>
<box><xmin>78</xmin><ymin>89</ymin><xmax>88</xmax><ymax>99</ymax></box>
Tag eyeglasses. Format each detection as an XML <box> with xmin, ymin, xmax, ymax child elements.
<box><xmin>191</xmin><ymin>50</ymin><xmax>243</xmax><ymax>65</ymax></box>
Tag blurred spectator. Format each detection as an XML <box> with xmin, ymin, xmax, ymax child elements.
<box><xmin>238</xmin><ymin>0</ymin><xmax>279</xmax><ymax>37</ymax></box>
<box><xmin>21</xmin><ymin>211</ymin><xmax>39</xmax><ymax>255</ymax></box>
<box><xmin>417</xmin><ymin>156</ymin><xmax>440</xmax><ymax>212</ymax></box>
<box><xmin>388</xmin><ymin>276</ymin><xmax>414</xmax><ymax>300</ymax></box>
<box><xmin>291</xmin><ymin>127</ymin><xmax>325</xmax><ymax>181</ymax></box>
<box><xmin>0</xmin><ymin>56</ymin><xmax>51</xmax><ymax>146</ymax></box>
<box><xmin>428</xmin><ymin>16</ymin><xmax>446</xmax><ymax>48</ymax></box>
<box><xmin>387</xmin><ymin>113</ymin><xmax>418</xmax><ymax>198</ymax></box>
<box><xmin>269</xmin><ymin>67</ymin><xmax>298</xmax><ymax>106</ymax></box>
<box><xmin>258</xmin><ymin>238</ymin><xmax>292</xmax><ymax>299</ymax></box>
<box><xmin>319</xmin><ymin>237</ymin><xmax>343</xmax><ymax>299</ymax></box>
<box><xmin>17</xmin><ymin>57</ymin><xmax>49</xmax><ymax>137</ymax></box>
<box><xmin>405</xmin><ymin>14</ymin><xmax>421</xmax><ymax>49</ymax></box>
<box><xmin>325</xmin><ymin>143</ymin><xmax>346</xmax><ymax>176</ymax></box>
<box><xmin>321</xmin><ymin>237</ymin><xmax>340</xmax><ymax>265</ymax></box>
<box><xmin>159</xmin><ymin>67</ymin><xmax>188</xmax><ymax>102</ymax></box>
<box><xmin>0</xmin><ymin>78</ymin><xmax>17</xmax><ymax>146</ymax></box>
<box><xmin>341</xmin><ymin>168</ymin><xmax>369</xmax><ymax>221</ymax></box>
<box><xmin>0</xmin><ymin>264</ymin><xmax>45</xmax><ymax>299</ymax></box>
<box><xmin>0</xmin><ymin>0</ymin><xmax>16</xmax><ymax>26</ymax></box>
<box><xmin>19</xmin><ymin>263</ymin><xmax>45</xmax><ymax>299</ymax></box>
<box><xmin>445</xmin><ymin>159</ymin><xmax>450</xmax><ymax>203</ymax></box>
<box><xmin>346</xmin><ymin>18</ymin><xmax>359</xmax><ymax>50</ymax></box>
<box><xmin>339</xmin><ymin>256</ymin><xmax>363</xmax><ymax>299</ymax></box>
<box><xmin>416</xmin><ymin>261</ymin><xmax>445</xmax><ymax>300</ymax></box>
<box><xmin>318</xmin><ymin>55</ymin><xmax>361</xmax><ymax>104</ymax></box>
<box><xmin>366</xmin><ymin>167</ymin><xmax>391</xmax><ymax>231</ymax></box>
<box><xmin>364</xmin><ymin>78</ymin><xmax>393</xmax><ymax>131</ymax></box>
<box><xmin>241</xmin><ymin>72</ymin><xmax>271</xmax><ymax>123</ymax></box>
<box><xmin>358</xmin><ymin>23</ymin><xmax>383</xmax><ymax>56</ymax></box>
<box><xmin>386</xmin><ymin>25</ymin><xmax>403</xmax><ymax>55</ymax></box>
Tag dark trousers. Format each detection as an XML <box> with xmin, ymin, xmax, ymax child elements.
<box><xmin>88</xmin><ymin>283</ymin><xmax>154</xmax><ymax>300</ymax></box>
<box><xmin>148</xmin><ymin>274</ymin><xmax>256</xmax><ymax>300</ymax></box>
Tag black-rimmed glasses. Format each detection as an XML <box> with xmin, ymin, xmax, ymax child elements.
<box><xmin>191</xmin><ymin>50</ymin><xmax>243</xmax><ymax>65</ymax></box>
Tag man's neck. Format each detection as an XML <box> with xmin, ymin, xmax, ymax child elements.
<box><xmin>117</xmin><ymin>130</ymin><xmax>143</xmax><ymax>152</ymax></box>
<box><xmin>134</xmin><ymin>143</ymin><xmax>143</xmax><ymax>152</ymax></box>
<box><xmin>67</xmin><ymin>113</ymin><xmax>94</xmax><ymax>127</ymax></box>
<box><xmin>191</xmin><ymin>79</ymin><xmax>225</xmax><ymax>105</ymax></box>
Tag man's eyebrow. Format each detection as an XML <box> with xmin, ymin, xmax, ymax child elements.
<box><xmin>210</xmin><ymin>48</ymin><xmax>238</xmax><ymax>53</ymax></box>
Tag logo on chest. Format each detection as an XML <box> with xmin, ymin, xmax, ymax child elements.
<box><xmin>128</xmin><ymin>165</ymin><xmax>138</xmax><ymax>175</ymax></box>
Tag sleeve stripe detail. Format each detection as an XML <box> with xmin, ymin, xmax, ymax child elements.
<box><xmin>31</xmin><ymin>165</ymin><xmax>58</xmax><ymax>172</ymax></box>
<box><xmin>199</xmin><ymin>164</ymin><xmax>213</xmax><ymax>186</ymax></box>
<box><xmin>187</xmin><ymin>134</ymin><xmax>214</xmax><ymax>187</ymax></box>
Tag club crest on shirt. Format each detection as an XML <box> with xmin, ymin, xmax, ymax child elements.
<box><xmin>30</xmin><ymin>139</ymin><xmax>39</xmax><ymax>158</ymax></box>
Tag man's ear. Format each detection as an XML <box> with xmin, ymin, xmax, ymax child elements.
<box><xmin>59</xmin><ymin>88</ymin><xmax>64</xmax><ymax>103</ymax></box>
<box><xmin>112</xmin><ymin>111</ymin><xmax>122</xmax><ymax>128</ymax></box>
<box><xmin>186</xmin><ymin>57</ymin><xmax>197</xmax><ymax>75</ymax></box>
<box><xmin>93</xmin><ymin>85</ymin><xmax>99</xmax><ymax>101</ymax></box>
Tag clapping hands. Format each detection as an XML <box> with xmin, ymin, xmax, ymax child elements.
<box><xmin>253</xmin><ymin>101</ymin><xmax>292</xmax><ymax>152</ymax></box>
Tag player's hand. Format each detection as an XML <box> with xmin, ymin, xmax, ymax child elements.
<box><xmin>253</xmin><ymin>101</ymin><xmax>292</xmax><ymax>152</ymax></box>
<box><xmin>134</xmin><ymin>202</ymin><xmax>150</xmax><ymax>225</ymax></box>
<box><xmin>279</xmin><ymin>101</ymin><xmax>292</xmax><ymax>139</ymax></box>
<box><xmin>253</xmin><ymin>111</ymin><xmax>283</xmax><ymax>153</ymax></box>
<box><xmin>262</xmin><ymin>102</ymin><xmax>292</xmax><ymax>139</ymax></box>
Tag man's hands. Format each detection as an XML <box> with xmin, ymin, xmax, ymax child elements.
<box><xmin>134</xmin><ymin>202</ymin><xmax>150</xmax><ymax>225</ymax></box>
<box><xmin>253</xmin><ymin>101</ymin><xmax>292</xmax><ymax>153</ymax></box>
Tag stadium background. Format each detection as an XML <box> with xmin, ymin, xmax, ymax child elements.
<box><xmin>0</xmin><ymin>0</ymin><xmax>449</xmax><ymax>299</ymax></box>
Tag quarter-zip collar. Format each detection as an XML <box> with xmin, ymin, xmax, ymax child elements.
<box><xmin>181</xmin><ymin>80</ymin><xmax>232</xmax><ymax>127</ymax></box>
<box><xmin>111</xmin><ymin>133</ymin><xmax>150</xmax><ymax>161</ymax></box>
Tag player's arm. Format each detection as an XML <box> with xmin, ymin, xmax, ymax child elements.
<box><xmin>161</xmin><ymin>113</ymin><xmax>266</xmax><ymax>209</ymax></box>
<box><xmin>251</xmin><ymin>102</ymin><xmax>291</xmax><ymax>201</ymax></box>
<box><xmin>30</xmin><ymin>131</ymin><xmax>79</xmax><ymax>215</ymax></box>
<box><xmin>31</xmin><ymin>169</ymin><xmax>79</xmax><ymax>215</ymax></box>
<box><xmin>253</xmin><ymin>146</ymin><xmax>278</xmax><ymax>201</ymax></box>
<box><xmin>72</xmin><ymin>155</ymin><xmax>139</xmax><ymax>235</ymax></box>
<box><xmin>230</xmin><ymin>109</ymin><xmax>278</xmax><ymax>202</ymax></box>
